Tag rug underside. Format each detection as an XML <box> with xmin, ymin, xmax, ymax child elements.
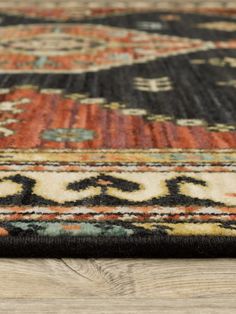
<box><xmin>0</xmin><ymin>0</ymin><xmax>235</xmax><ymax>256</ymax></box>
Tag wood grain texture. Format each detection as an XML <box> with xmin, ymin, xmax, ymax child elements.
<box><xmin>0</xmin><ymin>258</ymin><xmax>235</xmax><ymax>313</ymax></box>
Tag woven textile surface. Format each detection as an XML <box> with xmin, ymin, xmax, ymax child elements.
<box><xmin>0</xmin><ymin>0</ymin><xmax>235</xmax><ymax>256</ymax></box>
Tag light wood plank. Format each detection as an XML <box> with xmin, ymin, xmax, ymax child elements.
<box><xmin>0</xmin><ymin>258</ymin><xmax>235</xmax><ymax>313</ymax></box>
<box><xmin>0</xmin><ymin>298</ymin><xmax>235</xmax><ymax>314</ymax></box>
<box><xmin>0</xmin><ymin>258</ymin><xmax>235</xmax><ymax>298</ymax></box>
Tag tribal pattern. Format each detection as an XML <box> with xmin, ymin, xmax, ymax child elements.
<box><xmin>0</xmin><ymin>0</ymin><xmax>235</xmax><ymax>256</ymax></box>
<box><xmin>0</xmin><ymin>149</ymin><xmax>235</xmax><ymax>237</ymax></box>
<box><xmin>0</xmin><ymin>24</ymin><xmax>214</xmax><ymax>73</ymax></box>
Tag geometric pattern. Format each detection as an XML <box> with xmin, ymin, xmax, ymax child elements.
<box><xmin>133</xmin><ymin>77</ymin><xmax>173</xmax><ymax>92</ymax></box>
<box><xmin>0</xmin><ymin>86</ymin><xmax>235</xmax><ymax>150</ymax></box>
<box><xmin>0</xmin><ymin>150</ymin><xmax>235</xmax><ymax>238</ymax></box>
<box><xmin>0</xmin><ymin>0</ymin><xmax>235</xmax><ymax>21</ymax></box>
<box><xmin>0</xmin><ymin>24</ymin><xmax>213</xmax><ymax>73</ymax></box>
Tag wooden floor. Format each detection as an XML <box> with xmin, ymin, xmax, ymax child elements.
<box><xmin>0</xmin><ymin>258</ymin><xmax>235</xmax><ymax>313</ymax></box>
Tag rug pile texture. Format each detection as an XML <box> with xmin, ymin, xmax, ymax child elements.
<box><xmin>0</xmin><ymin>0</ymin><xmax>235</xmax><ymax>256</ymax></box>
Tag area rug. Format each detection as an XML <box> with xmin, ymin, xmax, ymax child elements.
<box><xmin>0</xmin><ymin>0</ymin><xmax>235</xmax><ymax>257</ymax></box>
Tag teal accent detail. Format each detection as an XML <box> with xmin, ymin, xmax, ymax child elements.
<box><xmin>35</xmin><ymin>56</ymin><xmax>48</xmax><ymax>68</ymax></box>
<box><xmin>42</xmin><ymin>128</ymin><xmax>95</xmax><ymax>142</ymax></box>
<box><xmin>9</xmin><ymin>222</ymin><xmax>135</xmax><ymax>237</ymax></box>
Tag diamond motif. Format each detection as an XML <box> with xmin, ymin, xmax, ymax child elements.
<box><xmin>0</xmin><ymin>24</ymin><xmax>213</xmax><ymax>73</ymax></box>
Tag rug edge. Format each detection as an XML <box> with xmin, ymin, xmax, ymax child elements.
<box><xmin>0</xmin><ymin>235</ymin><xmax>235</xmax><ymax>258</ymax></box>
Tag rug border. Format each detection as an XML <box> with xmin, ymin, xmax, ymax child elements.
<box><xmin>0</xmin><ymin>235</ymin><xmax>235</xmax><ymax>257</ymax></box>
